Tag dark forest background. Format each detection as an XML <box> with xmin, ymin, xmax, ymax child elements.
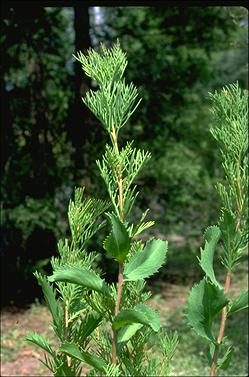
<box><xmin>1</xmin><ymin>4</ymin><xmax>248</xmax><ymax>306</ymax></box>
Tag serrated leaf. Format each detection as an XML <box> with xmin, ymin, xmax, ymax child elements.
<box><xmin>227</xmin><ymin>290</ymin><xmax>248</xmax><ymax>317</ymax></box>
<box><xmin>59</xmin><ymin>342</ymin><xmax>107</xmax><ymax>372</ymax></box>
<box><xmin>198</xmin><ymin>226</ymin><xmax>221</xmax><ymax>287</ymax></box>
<box><xmin>103</xmin><ymin>212</ymin><xmax>131</xmax><ymax>263</ymax></box>
<box><xmin>117</xmin><ymin>303</ymin><xmax>160</xmax><ymax>344</ymax></box>
<box><xmin>48</xmin><ymin>266</ymin><xmax>111</xmax><ymax>297</ymax></box>
<box><xmin>187</xmin><ymin>278</ymin><xmax>229</xmax><ymax>343</ymax></box>
<box><xmin>113</xmin><ymin>303</ymin><xmax>160</xmax><ymax>332</ymax></box>
<box><xmin>117</xmin><ymin>323</ymin><xmax>143</xmax><ymax>344</ymax></box>
<box><xmin>26</xmin><ymin>332</ymin><xmax>55</xmax><ymax>356</ymax></box>
<box><xmin>135</xmin><ymin>303</ymin><xmax>160</xmax><ymax>331</ymax></box>
<box><xmin>123</xmin><ymin>239</ymin><xmax>167</xmax><ymax>281</ymax></box>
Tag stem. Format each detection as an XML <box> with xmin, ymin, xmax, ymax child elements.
<box><xmin>65</xmin><ymin>301</ymin><xmax>71</xmax><ymax>367</ymax></box>
<box><xmin>111</xmin><ymin>125</ymin><xmax>124</xmax><ymax>220</ymax></box>
<box><xmin>210</xmin><ymin>272</ymin><xmax>231</xmax><ymax>377</ymax></box>
<box><xmin>211</xmin><ymin>156</ymin><xmax>243</xmax><ymax>376</ymax></box>
<box><xmin>112</xmin><ymin>263</ymin><xmax>124</xmax><ymax>364</ymax></box>
<box><xmin>110</xmin><ymin>124</ymin><xmax>125</xmax><ymax>364</ymax></box>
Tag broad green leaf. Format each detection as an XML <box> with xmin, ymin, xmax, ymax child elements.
<box><xmin>135</xmin><ymin>303</ymin><xmax>160</xmax><ymax>331</ymax></box>
<box><xmin>48</xmin><ymin>266</ymin><xmax>111</xmax><ymax>297</ymax></box>
<box><xmin>103</xmin><ymin>213</ymin><xmax>131</xmax><ymax>263</ymax></box>
<box><xmin>59</xmin><ymin>342</ymin><xmax>107</xmax><ymax>372</ymax></box>
<box><xmin>227</xmin><ymin>290</ymin><xmax>248</xmax><ymax>317</ymax></box>
<box><xmin>34</xmin><ymin>272</ymin><xmax>63</xmax><ymax>335</ymax></box>
<box><xmin>117</xmin><ymin>303</ymin><xmax>160</xmax><ymax>344</ymax></box>
<box><xmin>123</xmin><ymin>239</ymin><xmax>167</xmax><ymax>281</ymax></box>
<box><xmin>198</xmin><ymin>226</ymin><xmax>221</xmax><ymax>287</ymax></box>
<box><xmin>26</xmin><ymin>332</ymin><xmax>55</xmax><ymax>356</ymax></box>
<box><xmin>113</xmin><ymin>309</ymin><xmax>148</xmax><ymax>331</ymax></box>
<box><xmin>117</xmin><ymin>323</ymin><xmax>143</xmax><ymax>344</ymax></box>
<box><xmin>187</xmin><ymin>278</ymin><xmax>228</xmax><ymax>343</ymax></box>
<box><xmin>113</xmin><ymin>303</ymin><xmax>160</xmax><ymax>332</ymax></box>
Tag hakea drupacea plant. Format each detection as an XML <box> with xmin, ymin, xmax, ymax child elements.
<box><xmin>187</xmin><ymin>82</ymin><xmax>248</xmax><ymax>377</ymax></box>
<box><xmin>26</xmin><ymin>42</ymin><xmax>178</xmax><ymax>376</ymax></box>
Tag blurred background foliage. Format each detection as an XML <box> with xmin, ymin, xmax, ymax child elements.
<box><xmin>1</xmin><ymin>4</ymin><xmax>248</xmax><ymax>305</ymax></box>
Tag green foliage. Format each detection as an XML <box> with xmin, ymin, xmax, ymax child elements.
<box><xmin>1</xmin><ymin>7</ymin><xmax>75</xmax><ymax>305</ymax></box>
<box><xmin>34</xmin><ymin>272</ymin><xmax>64</xmax><ymax>339</ymax></box>
<box><xmin>26</xmin><ymin>332</ymin><xmax>56</xmax><ymax>357</ymax></box>
<box><xmin>4</xmin><ymin>197</ymin><xmax>59</xmax><ymax>240</ymax></box>
<box><xmin>187</xmin><ymin>82</ymin><xmax>248</xmax><ymax>375</ymax></box>
<box><xmin>72</xmin><ymin>311</ymin><xmax>102</xmax><ymax>343</ymax></box>
<box><xmin>210</xmin><ymin>83</ymin><xmax>248</xmax><ymax>271</ymax></box>
<box><xmin>48</xmin><ymin>266</ymin><xmax>111</xmax><ymax>296</ymax></box>
<box><xmin>117</xmin><ymin>322</ymin><xmax>143</xmax><ymax>344</ymax></box>
<box><xmin>158</xmin><ymin>331</ymin><xmax>179</xmax><ymax>375</ymax></box>
<box><xmin>103</xmin><ymin>213</ymin><xmax>131</xmax><ymax>263</ymax></box>
<box><xmin>113</xmin><ymin>303</ymin><xmax>160</xmax><ymax>332</ymax></box>
<box><xmin>208</xmin><ymin>337</ymin><xmax>234</xmax><ymax>371</ymax></box>
<box><xmin>198</xmin><ymin>226</ymin><xmax>221</xmax><ymax>287</ymax></box>
<box><xmin>74</xmin><ymin>41</ymin><xmax>141</xmax><ymax>134</ymax></box>
<box><xmin>2</xmin><ymin>7</ymin><xmax>74</xmax><ymax>204</ymax></box>
<box><xmin>3</xmin><ymin>6</ymin><xmax>247</xmax><ymax>308</ymax></box>
<box><xmin>95</xmin><ymin>6</ymin><xmax>247</xmax><ymax>239</ymax></box>
<box><xmin>217</xmin><ymin>345</ymin><xmax>234</xmax><ymax>370</ymax></box>
<box><xmin>123</xmin><ymin>239</ymin><xmax>168</xmax><ymax>281</ymax></box>
<box><xmin>59</xmin><ymin>342</ymin><xmax>107</xmax><ymax>372</ymax></box>
<box><xmin>96</xmin><ymin>142</ymin><xmax>151</xmax><ymax>219</ymax></box>
<box><xmin>68</xmin><ymin>187</ymin><xmax>109</xmax><ymax>250</ymax></box>
<box><xmin>187</xmin><ymin>278</ymin><xmax>228</xmax><ymax>343</ymax></box>
<box><xmin>227</xmin><ymin>290</ymin><xmax>248</xmax><ymax>317</ymax></box>
<box><xmin>27</xmin><ymin>42</ymin><xmax>175</xmax><ymax>376</ymax></box>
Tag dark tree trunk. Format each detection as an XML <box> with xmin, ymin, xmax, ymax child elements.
<box><xmin>68</xmin><ymin>5</ymin><xmax>92</xmax><ymax>177</ymax></box>
<box><xmin>0</xmin><ymin>76</ymin><xmax>13</xmax><ymax>178</ymax></box>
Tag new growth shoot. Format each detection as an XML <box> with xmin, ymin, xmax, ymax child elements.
<box><xmin>187</xmin><ymin>83</ymin><xmax>248</xmax><ymax>377</ymax></box>
<box><xmin>26</xmin><ymin>42</ymin><xmax>178</xmax><ymax>376</ymax></box>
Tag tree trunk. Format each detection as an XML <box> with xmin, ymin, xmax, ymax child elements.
<box><xmin>68</xmin><ymin>5</ymin><xmax>92</xmax><ymax>177</ymax></box>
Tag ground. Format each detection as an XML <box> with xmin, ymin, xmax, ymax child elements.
<box><xmin>1</xmin><ymin>305</ymin><xmax>54</xmax><ymax>376</ymax></box>
<box><xmin>1</xmin><ymin>265</ymin><xmax>248</xmax><ymax>376</ymax></box>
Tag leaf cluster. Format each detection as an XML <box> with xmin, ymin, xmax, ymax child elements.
<box><xmin>26</xmin><ymin>42</ymin><xmax>176</xmax><ymax>376</ymax></box>
<box><xmin>187</xmin><ymin>83</ymin><xmax>248</xmax><ymax>372</ymax></box>
<box><xmin>209</xmin><ymin>83</ymin><xmax>248</xmax><ymax>270</ymax></box>
<box><xmin>74</xmin><ymin>41</ymin><xmax>141</xmax><ymax>135</ymax></box>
